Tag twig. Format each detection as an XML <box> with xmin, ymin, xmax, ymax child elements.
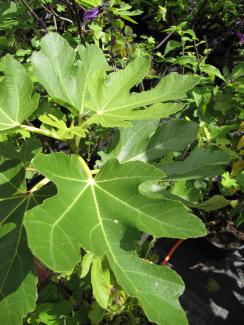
<box><xmin>70</xmin><ymin>0</ymin><xmax>84</xmax><ymax>44</ymax></box>
<box><xmin>161</xmin><ymin>239</ymin><xmax>184</xmax><ymax>265</ymax></box>
<box><xmin>154</xmin><ymin>31</ymin><xmax>174</xmax><ymax>50</ymax></box>
<box><xmin>40</xmin><ymin>4</ymin><xmax>73</xmax><ymax>24</ymax></box>
<box><xmin>19</xmin><ymin>0</ymin><xmax>47</xmax><ymax>29</ymax></box>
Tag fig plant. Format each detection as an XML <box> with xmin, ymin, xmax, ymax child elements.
<box><xmin>0</xmin><ymin>32</ymin><xmax>213</xmax><ymax>325</ymax></box>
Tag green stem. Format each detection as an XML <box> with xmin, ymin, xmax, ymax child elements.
<box><xmin>29</xmin><ymin>177</ymin><xmax>50</xmax><ymax>193</ymax></box>
<box><xmin>144</xmin><ymin>237</ymin><xmax>156</xmax><ymax>259</ymax></box>
<box><xmin>21</xmin><ymin>125</ymin><xmax>61</xmax><ymax>140</ymax></box>
<box><xmin>78</xmin><ymin>156</ymin><xmax>93</xmax><ymax>179</ymax></box>
<box><xmin>91</xmin><ymin>169</ymin><xmax>100</xmax><ymax>175</ymax></box>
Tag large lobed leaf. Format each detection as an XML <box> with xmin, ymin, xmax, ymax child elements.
<box><xmin>24</xmin><ymin>152</ymin><xmax>206</xmax><ymax>325</ymax></box>
<box><xmin>31</xmin><ymin>32</ymin><xmax>109</xmax><ymax>116</ymax></box>
<box><xmin>0</xmin><ymin>55</ymin><xmax>39</xmax><ymax>132</ymax></box>
<box><xmin>31</xmin><ymin>33</ymin><xmax>199</xmax><ymax>127</ymax></box>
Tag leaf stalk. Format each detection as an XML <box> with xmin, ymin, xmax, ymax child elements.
<box><xmin>21</xmin><ymin>125</ymin><xmax>61</xmax><ymax>140</ymax></box>
<box><xmin>78</xmin><ymin>156</ymin><xmax>93</xmax><ymax>179</ymax></box>
<box><xmin>29</xmin><ymin>177</ymin><xmax>50</xmax><ymax>193</ymax></box>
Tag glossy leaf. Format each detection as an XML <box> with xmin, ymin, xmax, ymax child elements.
<box><xmin>25</xmin><ymin>152</ymin><xmax>206</xmax><ymax>325</ymax></box>
<box><xmin>0</xmin><ymin>55</ymin><xmax>39</xmax><ymax>132</ymax></box>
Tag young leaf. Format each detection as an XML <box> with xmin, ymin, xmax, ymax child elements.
<box><xmin>0</xmin><ymin>55</ymin><xmax>39</xmax><ymax>132</ymax></box>
<box><xmin>79</xmin><ymin>252</ymin><xmax>94</xmax><ymax>278</ymax></box>
<box><xmin>91</xmin><ymin>257</ymin><xmax>111</xmax><ymax>309</ymax></box>
<box><xmin>24</xmin><ymin>152</ymin><xmax>206</xmax><ymax>325</ymax></box>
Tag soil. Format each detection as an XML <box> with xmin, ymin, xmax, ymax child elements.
<box><xmin>155</xmin><ymin>238</ymin><xmax>244</xmax><ymax>325</ymax></box>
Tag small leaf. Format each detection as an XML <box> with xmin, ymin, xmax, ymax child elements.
<box><xmin>91</xmin><ymin>257</ymin><xmax>111</xmax><ymax>309</ymax></box>
<box><xmin>200</xmin><ymin>64</ymin><xmax>225</xmax><ymax>81</ymax></box>
<box><xmin>79</xmin><ymin>252</ymin><xmax>94</xmax><ymax>278</ymax></box>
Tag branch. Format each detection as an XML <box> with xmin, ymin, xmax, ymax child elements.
<box><xmin>19</xmin><ymin>0</ymin><xmax>47</xmax><ymax>29</ymax></box>
<box><xmin>40</xmin><ymin>4</ymin><xmax>73</xmax><ymax>24</ymax></box>
<box><xmin>154</xmin><ymin>31</ymin><xmax>174</xmax><ymax>50</ymax></box>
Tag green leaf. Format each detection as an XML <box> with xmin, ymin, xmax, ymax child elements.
<box><xmin>164</xmin><ymin>40</ymin><xmax>181</xmax><ymax>56</ymax></box>
<box><xmin>76</xmin><ymin>0</ymin><xmax>102</xmax><ymax>8</ymax></box>
<box><xmin>140</xmin><ymin>182</ymin><xmax>230</xmax><ymax>211</ymax></box>
<box><xmin>91</xmin><ymin>257</ymin><xmax>111</xmax><ymax>309</ymax></box>
<box><xmin>193</xmin><ymin>195</ymin><xmax>230</xmax><ymax>211</ymax></box>
<box><xmin>0</xmin><ymin>138</ymin><xmax>41</xmax><ymax>166</ymax></box>
<box><xmin>0</xmin><ymin>158</ymin><xmax>55</xmax><ymax>325</ymax></box>
<box><xmin>199</xmin><ymin>64</ymin><xmax>225</xmax><ymax>81</ymax></box>
<box><xmin>88</xmin><ymin>301</ymin><xmax>106</xmax><ymax>325</ymax></box>
<box><xmin>101</xmin><ymin>119</ymin><xmax>198</xmax><ymax>163</ymax></box>
<box><xmin>160</xmin><ymin>148</ymin><xmax>230</xmax><ymax>180</ymax></box>
<box><xmin>39</xmin><ymin>114</ymin><xmax>86</xmax><ymax>139</ymax></box>
<box><xmin>87</xmin><ymin>69</ymin><xmax>199</xmax><ymax>127</ymax></box>
<box><xmin>28</xmin><ymin>301</ymin><xmax>73</xmax><ymax>325</ymax></box>
<box><xmin>31</xmin><ymin>32</ymin><xmax>109</xmax><ymax>115</ymax></box>
<box><xmin>99</xmin><ymin>120</ymin><xmax>159</xmax><ymax>164</ymax></box>
<box><xmin>25</xmin><ymin>153</ymin><xmax>206</xmax><ymax>325</ymax></box>
<box><xmin>0</xmin><ymin>55</ymin><xmax>39</xmax><ymax>132</ymax></box>
<box><xmin>32</xmin><ymin>33</ymin><xmax>199</xmax><ymax>127</ymax></box>
<box><xmin>79</xmin><ymin>252</ymin><xmax>94</xmax><ymax>278</ymax></box>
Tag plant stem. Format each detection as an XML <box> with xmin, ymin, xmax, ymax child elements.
<box><xmin>144</xmin><ymin>237</ymin><xmax>156</xmax><ymax>259</ymax></box>
<box><xmin>21</xmin><ymin>125</ymin><xmax>61</xmax><ymax>140</ymax></box>
<box><xmin>29</xmin><ymin>178</ymin><xmax>50</xmax><ymax>193</ymax></box>
<box><xmin>78</xmin><ymin>156</ymin><xmax>93</xmax><ymax>179</ymax></box>
<box><xmin>91</xmin><ymin>169</ymin><xmax>100</xmax><ymax>175</ymax></box>
<box><xmin>154</xmin><ymin>31</ymin><xmax>174</xmax><ymax>50</ymax></box>
<box><xmin>161</xmin><ymin>239</ymin><xmax>184</xmax><ymax>265</ymax></box>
